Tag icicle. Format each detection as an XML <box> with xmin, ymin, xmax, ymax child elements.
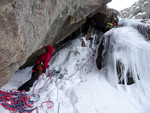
<box><xmin>100</xmin><ymin>24</ymin><xmax>150</xmax><ymax>93</ymax></box>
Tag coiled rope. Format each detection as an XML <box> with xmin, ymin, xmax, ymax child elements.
<box><xmin>0</xmin><ymin>89</ymin><xmax>37</xmax><ymax>113</ymax></box>
<box><xmin>0</xmin><ymin>69</ymin><xmax>54</xmax><ymax>113</ymax></box>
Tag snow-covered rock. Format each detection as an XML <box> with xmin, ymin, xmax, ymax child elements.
<box><xmin>120</xmin><ymin>0</ymin><xmax>150</xmax><ymax>19</ymax></box>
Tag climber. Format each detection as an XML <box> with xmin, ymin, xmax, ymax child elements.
<box><xmin>106</xmin><ymin>22</ymin><xmax>113</xmax><ymax>31</ymax></box>
<box><xmin>18</xmin><ymin>46</ymin><xmax>54</xmax><ymax>92</ymax></box>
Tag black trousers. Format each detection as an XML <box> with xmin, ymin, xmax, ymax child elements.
<box><xmin>18</xmin><ymin>67</ymin><xmax>40</xmax><ymax>92</ymax></box>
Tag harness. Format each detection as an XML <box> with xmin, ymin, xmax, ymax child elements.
<box><xmin>32</xmin><ymin>61</ymin><xmax>44</xmax><ymax>74</ymax></box>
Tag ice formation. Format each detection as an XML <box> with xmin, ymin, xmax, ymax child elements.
<box><xmin>100</xmin><ymin>19</ymin><xmax>150</xmax><ymax>93</ymax></box>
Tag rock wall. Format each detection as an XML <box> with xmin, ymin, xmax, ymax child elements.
<box><xmin>21</xmin><ymin>5</ymin><xmax>119</xmax><ymax>69</ymax></box>
<box><xmin>91</xmin><ymin>6</ymin><xmax>119</xmax><ymax>32</ymax></box>
<box><xmin>120</xmin><ymin>0</ymin><xmax>150</xmax><ymax>19</ymax></box>
<box><xmin>0</xmin><ymin>0</ymin><xmax>112</xmax><ymax>87</ymax></box>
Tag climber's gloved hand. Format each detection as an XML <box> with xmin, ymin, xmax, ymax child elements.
<box><xmin>42</xmin><ymin>68</ymin><xmax>46</xmax><ymax>73</ymax></box>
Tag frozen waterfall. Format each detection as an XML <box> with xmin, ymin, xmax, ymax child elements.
<box><xmin>100</xmin><ymin>18</ymin><xmax>150</xmax><ymax>93</ymax></box>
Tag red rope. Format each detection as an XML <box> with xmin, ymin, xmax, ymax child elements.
<box><xmin>39</xmin><ymin>101</ymin><xmax>54</xmax><ymax>109</ymax></box>
<box><xmin>0</xmin><ymin>89</ymin><xmax>36</xmax><ymax>113</ymax></box>
<box><xmin>68</xmin><ymin>53</ymin><xmax>94</xmax><ymax>78</ymax></box>
<box><xmin>32</xmin><ymin>72</ymin><xmax>42</xmax><ymax>96</ymax></box>
<box><xmin>32</xmin><ymin>68</ymin><xmax>52</xmax><ymax>95</ymax></box>
<box><xmin>31</xmin><ymin>68</ymin><xmax>54</xmax><ymax>111</ymax></box>
<box><xmin>39</xmin><ymin>75</ymin><xmax>54</xmax><ymax>90</ymax></box>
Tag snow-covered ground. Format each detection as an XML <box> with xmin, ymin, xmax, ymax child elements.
<box><xmin>1</xmin><ymin>19</ymin><xmax>150</xmax><ymax>113</ymax></box>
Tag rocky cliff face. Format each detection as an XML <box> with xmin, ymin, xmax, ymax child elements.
<box><xmin>121</xmin><ymin>0</ymin><xmax>150</xmax><ymax>19</ymax></box>
<box><xmin>0</xmin><ymin>0</ymin><xmax>120</xmax><ymax>87</ymax></box>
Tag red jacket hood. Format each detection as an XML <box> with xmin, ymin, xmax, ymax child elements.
<box><xmin>46</xmin><ymin>46</ymin><xmax>54</xmax><ymax>55</ymax></box>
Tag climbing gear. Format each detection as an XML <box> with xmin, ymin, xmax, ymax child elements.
<box><xmin>37</xmin><ymin>61</ymin><xmax>44</xmax><ymax>74</ymax></box>
<box><xmin>0</xmin><ymin>68</ymin><xmax>54</xmax><ymax>113</ymax></box>
<box><xmin>32</xmin><ymin>61</ymin><xmax>45</xmax><ymax>75</ymax></box>
<box><xmin>32</xmin><ymin>61</ymin><xmax>44</xmax><ymax>73</ymax></box>
<box><xmin>38</xmin><ymin>62</ymin><xmax>44</xmax><ymax>70</ymax></box>
<box><xmin>0</xmin><ymin>88</ymin><xmax>54</xmax><ymax>113</ymax></box>
<box><xmin>0</xmin><ymin>89</ymin><xmax>37</xmax><ymax>113</ymax></box>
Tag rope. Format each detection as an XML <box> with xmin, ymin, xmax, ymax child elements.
<box><xmin>68</xmin><ymin>53</ymin><xmax>94</xmax><ymax>78</ymax></box>
<box><xmin>57</xmin><ymin>103</ymin><xmax>60</xmax><ymax>113</ymax></box>
<box><xmin>55</xmin><ymin>53</ymin><xmax>94</xmax><ymax>113</ymax></box>
<box><xmin>39</xmin><ymin>101</ymin><xmax>54</xmax><ymax>109</ymax></box>
<box><xmin>55</xmin><ymin>74</ymin><xmax>60</xmax><ymax>113</ymax></box>
<box><xmin>39</xmin><ymin>70</ymin><xmax>55</xmax><ymax>90</ymax></box>
<box><xmin>0</xmin><ymin>53</ymin><xmax>94</xmax><ymax>113</ymax></box>
<box><xmin>0</xmin><ymin>89</ymin><xmax>37</xmax><ymax>113</ymax></box>
<box><xmin>32</xmin><ymin>70</ymin><xmax>43</xmax><ymax>96</ymax></box>
<box><xmin>31</xmin><ymin>68</ymin><xmax>54</xmax><ymax>111</ymax></box>
<box><xmin>0</xmin><ymin>68</ymin><xmax>54</xmax><ymax>113</ymax></box>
